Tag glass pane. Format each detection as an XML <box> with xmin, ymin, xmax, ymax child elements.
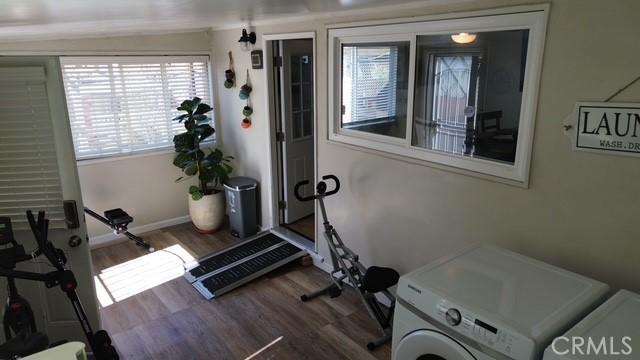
<box><xmin>412</xmin><ymin>29</ymin><xmax>529</xmax><ymax>164</ymax></box>
<box><xmin>302</xmin><ymin>84</ymin><xmax>313</xmax><ymax>111</ymax></box>
<box><xmin>303</xmin><ymin>111</ymin><xmax>313</xmax><ymax>137</ymax></box>
<box><xmin>291</xmin><ymin>56</ymin><xmax>300</xmax><ymax>83</ymax></box>
<box><xmin>292</xmin><ymin>112</ymin><xmax>302</xmax><ymax>139</ymax></box>
<box><xmin>291</xmin><ymin>84</ymin><xmax>301</xmax><ymax>111</ymax></box>
<box><xmin>301</xmin><ymin>55</ymin><xmax>312</xmax><ymax>82</ymax></box>
<box><xmin>341</xmin><ymin>42</ymin><xmax>410</xmax><ymax>139</ymax></box>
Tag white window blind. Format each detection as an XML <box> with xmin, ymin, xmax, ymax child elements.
<box><xmin>341</xmin><ymin>45</ymin><xmax>398</xmax><ymax>124</ymax></box>
<box><xmin>0</xmin><ymin>67</ymin><xmax>66</xmax><ymax>229</ymax></box>
<box><xmin>60</xmin><ymin>56</ymin><xmax>212</xmax><ymax>160</ymax></box>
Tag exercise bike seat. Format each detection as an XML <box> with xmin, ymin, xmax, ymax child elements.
<box><xmin>103</xmin><ymin>208</ymin><xmax>133</xmax><ymax>227</ymax></box>
<box><xmin>362</xmin><ymin>266</ymin><xmax>399</xmax><ymax>293</ymax></box>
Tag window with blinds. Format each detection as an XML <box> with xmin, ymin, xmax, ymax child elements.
<box><xmin>340</xmin><ymin>42</ymin><xmax>410</xmax><ymax>139</ymax></box>
<box><xmin>0</xmin><ymin>67</ymin><xmax>67</xmax><ymax>229</ymax></box>
<box><xmin>60</xmin><ymin>56</ymin><xmax>212</xmax><ymax>160</ymax></box>
<box><xmin>341</xmin><ymin>45</ymin><xmax>399</xmax><ymax>124</ymax></box>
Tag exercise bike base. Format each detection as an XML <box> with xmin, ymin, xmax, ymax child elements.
<box><xmin>366</xmin><ymin>332</ymin><xmax>392</xmax><ymax>351</ymax></box>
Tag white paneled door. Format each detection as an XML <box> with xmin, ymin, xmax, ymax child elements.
<box><xmin>280</xmin><ymin>40</ymin><xmax>315</xmax><ymax>224</ymax></box>
<box><xmin>0</xmin><ymin>57</ymin><xmax>99</xmax><ymax>345</ymax></box>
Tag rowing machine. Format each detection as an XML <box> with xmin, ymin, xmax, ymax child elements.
<box><xmin>295</xmin><ymin>175</ymin><xmax>399</xmax><ymax>350</ymax></box>
<box><xmin>84</xmin><ymin>208</ymin><xmax>154</xmax><ymax>252</ymax></box>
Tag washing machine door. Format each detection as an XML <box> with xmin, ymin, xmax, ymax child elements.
<box><xmin>395</xmin><ymin>329</ymin><xmax>477</xmax><ymax>360</ymax></box>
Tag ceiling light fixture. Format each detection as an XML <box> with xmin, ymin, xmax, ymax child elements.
<box><xmin>451</xmin><ymin>32</ymin><xmax>477</xmax><ymax>44</ymax></box>
<box><xmin>239</xmin><ymin>28</ymin><xmax>256</xmax><ymax>51</ymax></box>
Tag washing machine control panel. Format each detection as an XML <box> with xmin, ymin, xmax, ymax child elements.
<box><xmin>436</xmin><ymin>301</ymin><xmax>532</xmax><ymax>359</ymax></box>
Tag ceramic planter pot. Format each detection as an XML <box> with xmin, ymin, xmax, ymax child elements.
<box><xmin>241</xmin><ymin>118</ymin><xmax>252</xmax><ymax>128</ymax></box>
<box><xmin>239</xmin><ymin>84</ymin><xmax>252</xmax><ymax>100</ymax></box>
<box><xmin>224</xmin><ymin>69</ymin><xmax>235</xmax><ymax>88</ymax></box>
<box><xmin>243</xmin><ymin>106</ymin><xmax>253</xmax><ymax>117</ymax></box>
<box><xmin>188</xmin><ymin>191</ymin><xmax>225</xmax><ymax>233</ymax></box>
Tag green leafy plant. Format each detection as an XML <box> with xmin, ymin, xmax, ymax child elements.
<box><xmin>172</xmin><ymin>97</ymin><xmax>233</xmax><ymax>200</ymax></box>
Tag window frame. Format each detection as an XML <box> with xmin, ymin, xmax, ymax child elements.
<box><xmin>328</xmin><ymin>9</ymin><xmax>548</xmax><ymax>184</ymax></box>
<box><xmin>332</xmin><ymin>34</ymin><xmax>416</xmax><ymax>147</ymax></box>
<box><xmin>60</xmin><ymin>55</ymin><xmax>214</xmax><ymax>161</ymax></box>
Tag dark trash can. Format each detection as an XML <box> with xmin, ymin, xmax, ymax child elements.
<box><xmin>224</xmin><ymin>177</ymin><xmax>258</xmax><ymax>238</ymax></box>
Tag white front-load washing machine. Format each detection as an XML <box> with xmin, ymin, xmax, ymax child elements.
<box><xmin>543</xmin><ymin>289</ymin><xmax>640</xmax><ymax>360</ymax></box>
<box><xmin>392</xmin><ymin>245</ymin><xmax>609</xmax><ymax>360</ymax></box>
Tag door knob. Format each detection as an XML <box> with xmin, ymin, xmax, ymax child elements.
<box><xmin>68</xmin><ymin>235</ymin><xmax>82</xmax><ymax>248</ymax></box>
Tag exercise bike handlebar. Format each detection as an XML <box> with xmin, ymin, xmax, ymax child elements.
<box><xmin>26</xmin><ymin>210</ymin><xmax>66</xmax><ymax>271</ymax></box>
<box><xmin>321</xmin><ymin>175</ymin><xmax>341</xmax><ymax>196</ymax></box>
<box><xmin>294</xmin><ymin>175</ymin><xmax>341</xmax><ymax>202</ymax></box>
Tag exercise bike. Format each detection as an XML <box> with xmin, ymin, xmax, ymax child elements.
<box><xmin>0</xmin><ymin>212</ymin><xmax>119</xmax><ymax>359</ymax></box>
<box><xmin>294</xmin><ymin>175</ymin><xmax>399</xmax><ymax>350</ymax></box>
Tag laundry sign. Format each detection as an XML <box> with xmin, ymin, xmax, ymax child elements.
<box><xmin>565</xmin><ymin>102</ymin><xmax>640</xmax><ymax>157</ymax></box>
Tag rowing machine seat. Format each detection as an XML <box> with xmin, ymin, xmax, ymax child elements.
<box><xmin>103</xmin><ymin>209</ymin><xmax>133</xmax><ymax>227</ymax></box>
<box><xmin>362</xmin><ymin>266</ymin><xmax>399</xmax><ymax>293</ymax></box>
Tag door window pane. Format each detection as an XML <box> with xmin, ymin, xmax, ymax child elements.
<box><xmin>302</xmin><ymin>110</ymin><xmax>313</xmax><ymax>137</ymax></box>
<box><xmin>301</xmin><ymin>55</ymin><xmax>312</xmax><ymax>82</ymax></box>
<box><xmin>291</xmin><ymin>84</ymin><xmax>301</xmax><ymax>112</ymax></box>
<box><xmin>302</xmin><ymin>84</ymin><xmax>313</xmax><ymax>111</ymax></box>
<box><xmin>412</xmin><ymin>30</ymin><xmax>529</xmax><ymax>164</ymax></box>
<box><xmin>341</xmin><ymin>42</ymin><xmax>410</xmax><ymax>138</ymax></box>
<box><xmin>292</xmin><ymin>112</ymin><xmax>302</xmax><ymax>139</ymax></box>
<box><xmin>291</xmin><ymin>56</ymin><xmax>300</xmax><ymax>83</ymax></box>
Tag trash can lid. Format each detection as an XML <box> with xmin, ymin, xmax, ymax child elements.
<box><xmin>224</xmin><ymin>176</ymin><xmax>258</xmax><ymax>191</ymax></box>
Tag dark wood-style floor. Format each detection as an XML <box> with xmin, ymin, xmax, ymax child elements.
<box><xmin>284</xmin><ymin>214</ymin><xmax>315</xmax><ymax>241</ymax></box>
<box><xmin>91</xmin><ymin>223</ymin><xmax>391</xmax><ymax>360</ymax></box>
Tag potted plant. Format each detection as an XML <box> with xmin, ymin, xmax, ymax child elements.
<box><xmin>172</xmin><ymin>97</ymin><xmax>233</xmax><ymax>233</ymax></box>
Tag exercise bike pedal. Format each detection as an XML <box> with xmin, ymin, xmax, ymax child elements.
<box><xmin>94</xmin><ymin>330</ymin><xmax>112</xmax><ymax>346</ymax></box>
<box><xmin>328</xmin><ymin>286</ymin><xmax>342</xmax><ymax>298</ymax></box>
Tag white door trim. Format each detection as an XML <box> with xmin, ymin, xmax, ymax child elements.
<box><xmin>262</xmin><ymin>32</ymin><xmax>317</xmax><ymax>252</ymax></box>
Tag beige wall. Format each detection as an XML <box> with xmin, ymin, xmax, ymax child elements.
<box><xmin>210</xmin><ymin>0</ymin><xmax>640</xmax><ymax>293</ymax></box>
<box><xmin>0</xmin><ymin>32</ymin><xmax>211</xmax><ymax>238</ymax></box>
<box><xmin>77</xmin><ymin>152</ymin><xmax>192</xmax><ymax>238</ymax></box>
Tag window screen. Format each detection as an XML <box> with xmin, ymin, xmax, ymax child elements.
<box><xmin>60</xmin><ymin>56</ymin><xmax>212</xmax><ymax>160</ymax></box>
<box><xmin>0</xmin><ymin>67</ymin><xmax>66</xmax><ymax>229</ymax></box>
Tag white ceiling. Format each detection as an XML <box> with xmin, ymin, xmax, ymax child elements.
<box><xmin>0</xmin><ymin>0</ymin><xmax>438</xmax><ymax>41</ymax></box>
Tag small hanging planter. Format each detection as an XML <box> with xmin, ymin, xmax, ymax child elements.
<box><xmin>241</xmin><ymin>97</ymin><xmax>253</xmax><ymax>129</ymax></box>
<box><xmin>240</xmin><ymin>70</ymin><xmax>253</xmax><ymax>129</ymax></box>
<box><xmin>239</xmin><ymin>69</ymin><xmax>252</xmax><ymax>99</ymax></box>
<box><xmin>224</xmin><ymin>51</ymin><xmax>235</xmax><ymax>88</ymax></box>
<box><xmin>239</xmin><ymin>84</ymin><xmax>252</xmax><ymax>99</ymax></box>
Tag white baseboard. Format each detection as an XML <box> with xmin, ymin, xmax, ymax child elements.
<box><xmin>312</xmin><ymin>254</ymin><xmax>333</xmax><ymax>273</ymax></box>
<box><xmin>89</xmin><ymin>215</ymin><xmax>191</xmax><ymax>249</ymax></box>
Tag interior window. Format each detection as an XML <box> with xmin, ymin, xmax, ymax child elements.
<box><xmin>341</xmin><ymin>42</ymin><xmax>410</xmax><ymax>138</ymax></box>
<box><xmin>329</xmin><ymin>10</ymin><xmax>547</xmax><ymax>183</ymax></box>
<box><xmin>412</xmin><ymin>30</ymin><xmax>530</xmax><ymax>164</ymax></box>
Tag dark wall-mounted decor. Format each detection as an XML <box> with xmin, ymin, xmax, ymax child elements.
<box><xmin>225</xmin><ymin>51</ymin><xmax>235</xmax><ymax>88</ymax></box>
<box><xmin>251</xmin><ymin>50</ymin><xmax>263</xmax><ymax>69</ymax></box>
